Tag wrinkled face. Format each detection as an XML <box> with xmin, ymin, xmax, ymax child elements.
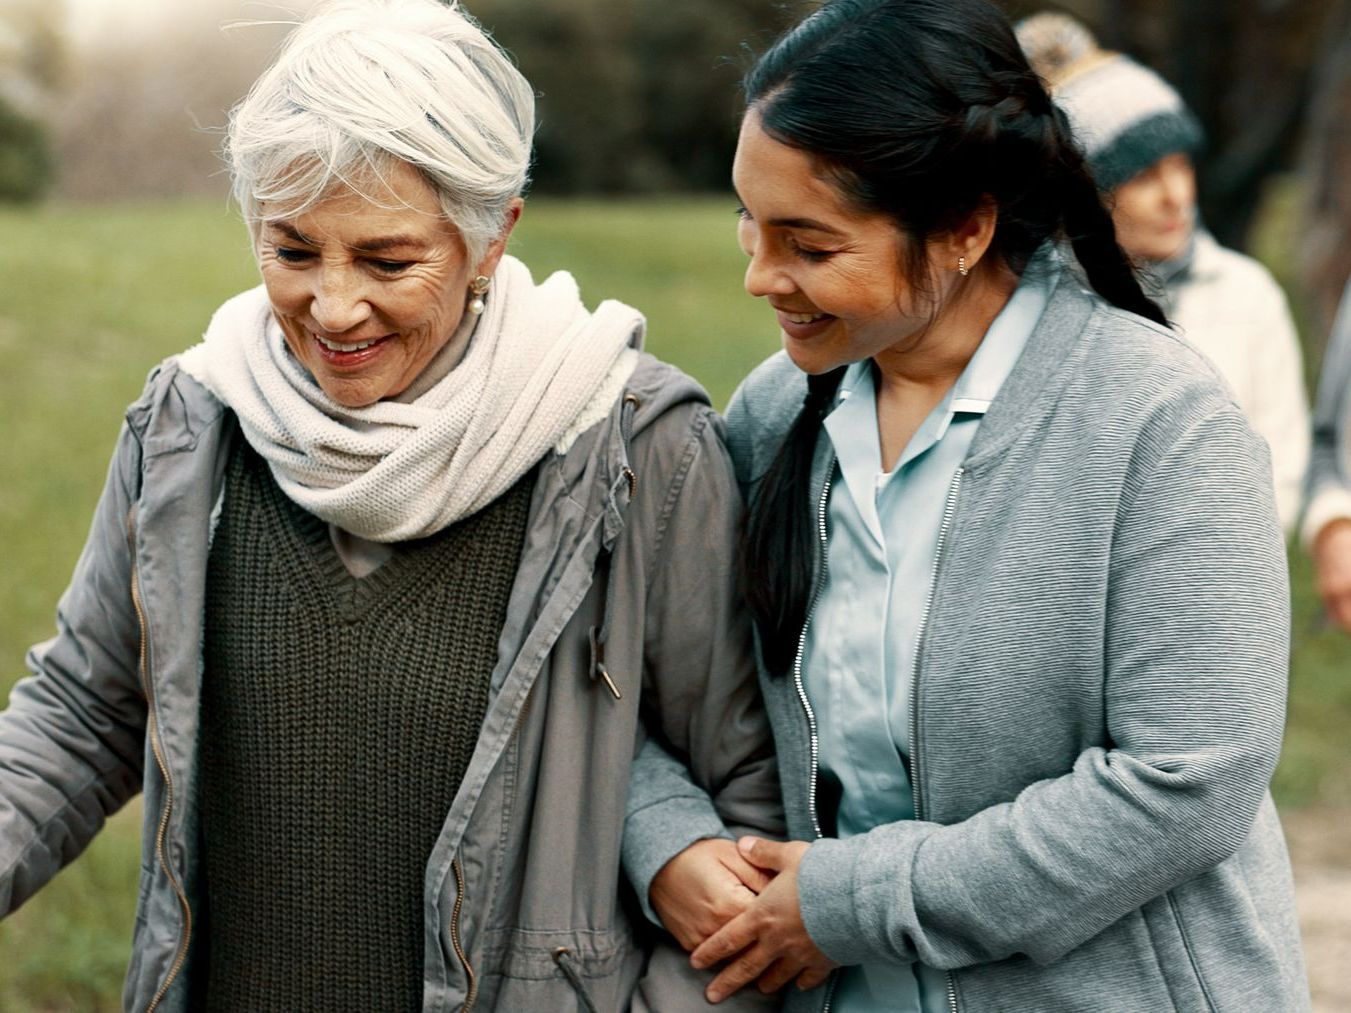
<box><xmin>1110</xmin><ymin>152</ymin><xmax>1197</xmax><ymax>264</ymax></box>
<box><xmin>731</xmin><ymin>112</ymin><xmax>941</xmax><ymax>375</ymax></box>
<box><xmin>257</xmin><ymin>160</ymin><xmax>489</xmax><ymax>408</ymax></box>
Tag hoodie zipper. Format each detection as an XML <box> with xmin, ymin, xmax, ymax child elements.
<box><xmin>128</xmin><ymin>512</ymin><xmax>192</xmax><ymax>1013</ymax></box>
<box><xmin>789</xmin><ymin>463</ymin><xmax>837</xmax><ymax>1012</ymax></box>
<box><xmin>908</xmin><ymin>467</ymin><xmax>964</xmax><ymax>1013</ymax></box>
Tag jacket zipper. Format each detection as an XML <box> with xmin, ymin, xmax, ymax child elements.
<box><xmin>791</xmin><ymin>467</ymin><xmax>834</xmax><ymax>840</ymax></box>
<box><xmin>789</xmin><ymin>464</ymin><xmax>837</xmax><ymax>1012</ymax></box>
<box><xmin>908</xmin><ymin>467</ymin><xmax>964</xmax><ymax>1013</ymax></box>
<box><xmin>451</xmin><ymin>856</ymin><xmax>478</xmax><ymax>1011</ymax></box>
<box><xmin>128</xmin><ymin>515</ymin><xmax>192</xmax><ymax>1013</ymax></box>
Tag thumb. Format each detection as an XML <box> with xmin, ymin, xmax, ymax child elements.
<box><xmin>737</xmin><ymin>835</ymin><xmax>790</xmax><ymax>871</ymax></box>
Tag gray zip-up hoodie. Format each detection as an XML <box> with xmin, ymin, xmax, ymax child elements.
<box><xmin>721</xmin><ymin>276</ymin><xmax>1309</xmax><ymax>1012</ymax></box>
<box><xmin>0</xmin><ymin>352</ymin><xmax>783</xmax><ymax>1012</ymax></box>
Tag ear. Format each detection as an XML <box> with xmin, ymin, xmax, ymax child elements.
<box><xmin>931</xmin><ymin>198</ymin><xmax>999</xmax><ymax>275</ymax></box>
<box><xmin>475</xmin><ymin>197</ymin><xmax>525</xmax><ymax>278</ymax></box>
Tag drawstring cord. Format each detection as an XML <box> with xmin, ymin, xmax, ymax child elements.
<box><xmin>552</xmin><ymin>948</ymin><xmax>600</xmax><ymax>1013</ymax></box>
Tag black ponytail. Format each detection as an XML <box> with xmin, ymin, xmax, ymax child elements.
<box><xmin>739</xmin><ymin>0</ymin><xmax>1164</xmax><ymax>669</ymax></box>
<box><xmin>1049</xmin><ymin>109</ymin><xmax>1168</xmax><ymax>326</ymax></box>
<box><xmin>741</xmin><ymin>368</ymin><xmax>845</xmax><ymax>675</ymax></box>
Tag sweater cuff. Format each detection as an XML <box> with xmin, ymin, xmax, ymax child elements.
<box><xmin>798</xmin><ymin>836</ymin><xmax>878</xmax><ymax>965</ymax></box>
<box><xmin>623</xmin><ymin>796</ymin><xmax>731</xmax><ymax>927</ymax></box>
<box><xmin>1301</xmin><ymin>485</ymin><xmax>1351</xmax><ymax>549</ymax></box>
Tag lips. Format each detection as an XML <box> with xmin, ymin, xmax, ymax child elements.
<box><xmin>311</xmin><ymin>331</ymin><xmax>395</xmax><ymax>368</ymax></box>
<box><xmin>773</xmin><ymin>307</ymin><xmax>836</xmax><ymax>340</ymax></box>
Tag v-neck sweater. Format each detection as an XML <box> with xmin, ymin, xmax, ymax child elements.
<box><xmin>191</xmin><ymin>437</ymin><xmax>533</xmax><ymax>1012</ymax></box>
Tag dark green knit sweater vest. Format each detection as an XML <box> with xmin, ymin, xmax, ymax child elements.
<box><xmin>191</xmin><ymin>437</ymin><xmax>532</xmax><ymax>1012</ymax></box>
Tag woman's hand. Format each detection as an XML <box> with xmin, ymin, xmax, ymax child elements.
<box><xmin>690</xmin><ymin>837</ymin><xmax>837</xmax><ymax>1003</ymax></box>
<box><xmin>1314</xmin><ymin>518</ymin><xmax>1351</xmax><ymax>631</ymax></box>
<box><xmin>649</xmin><ymin>837</ymin><xmax>774</xmax><ymax>951</ymax></box>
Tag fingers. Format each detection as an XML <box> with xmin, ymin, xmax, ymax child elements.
<box><xmin>723</xmin><ymin>851</ymin><xmax>774</xmax><ymax>894</ymax></box>
<box><xmin>1329</xmin><ymin>592</ymin><xmax>1351</xmax><ymax>632</ymax></box>
<box><xmin>737</xmin><ymin>835</ymin><xmax>791</xmax><ymax>871</ymax></box>
<box><xmin>690</xmin><ymin>911</ymin><xmax>755</xmax><ymax>971</ymax></box>
<box><xmin>756</xmin><ymin>957</ymin><xmax>799</xmax><ymax>995</ymax></box>
<box><xmin>796</xmin><ymin>964</ymin><xmax>833</xmax><ymax>991</ymax></box>
<box><xmin>705</xmin><ymin>943</ymin><xmax>774</xmax><ymax>1004</ymax></box>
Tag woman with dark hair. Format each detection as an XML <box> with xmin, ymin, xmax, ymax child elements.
<box><xmin>644</xmin><ymin>0</ymin><xmax>1309</xmax><ymax>1008</ymax></box>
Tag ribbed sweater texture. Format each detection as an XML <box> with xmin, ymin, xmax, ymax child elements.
<box><xmin>190</xmin><ymin>437</ymin><xmax>532</xmax><ymax>1011</ymax></box>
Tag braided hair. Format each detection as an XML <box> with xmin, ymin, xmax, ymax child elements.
<box><xmin>740</xmin><ymin>0</ymin><xmax>1164</xmax><ymax>674</ymax></box>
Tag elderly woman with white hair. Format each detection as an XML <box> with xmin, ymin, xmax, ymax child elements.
<box><xmin>0</xmin><ymin>1</ymin><xmax>780</xmax><ymax>1010</ymax></box>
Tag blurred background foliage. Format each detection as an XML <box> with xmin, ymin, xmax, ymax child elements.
<box><xmin>1</xmin><ymin>0</ymin><xmax>1350</xmax><ymax>1009</ymax></box>
<box><xmin>4</xmin><ymin>0</ymin><xmax>1347</xmax><ymax>332</ymax></box>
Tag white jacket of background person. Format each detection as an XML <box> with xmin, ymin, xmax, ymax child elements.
<box><xmin>1303</xmin><ymin>276</ymin><xmax>1351</xmax><ymax>545</ymax></box>
<box><xmin>1156</xmin><ymin>230</ymin><xmax>1310</xmax><ymax>533</ymax></box>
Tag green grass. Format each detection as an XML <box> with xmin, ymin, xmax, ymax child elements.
<box><xmin>0</xmin><ymin>195</ymin><xmax>1347</xmax><ymax>1009</ymax></box>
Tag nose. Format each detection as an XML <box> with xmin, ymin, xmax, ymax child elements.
<box><xmin>1159</xmin><ymin>161</ymin><xmax>1193</xmax><ymax>214</ymax></box>
<box><xmin>310</xmin><ymin>265</ymin><xmax>373</xmax><ymax>334</ymax></box>
<box><xmin>744</xmin><ymin>248</ymin><xmax>795</xmax><ymax>299</ymax></box>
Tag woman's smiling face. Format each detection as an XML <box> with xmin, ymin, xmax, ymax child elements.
<box><xmin>732</xmin><ymin>111</ymin><xmax>940</xmax><ymax>375</ymax></box>
<box><xmin>256</xmin><ymin>160</ymin><xmax>510</xmax><ymax>408</ymax></box>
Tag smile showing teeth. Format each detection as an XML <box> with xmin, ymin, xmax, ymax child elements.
<box><xmin>784</xmin><ymin>311</ymin><xmax>827</xmax><ymax>324</ymax></box>
<box><xmin>315</xmin><ymin>333</ymin><xmax>382</xmax><ymax>352</ymax></box>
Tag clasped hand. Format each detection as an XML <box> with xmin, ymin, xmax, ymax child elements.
<box><xmin>649</xmin><ymin>836</ymin><xmax>837</xmax><ymax>1003</ymax></box>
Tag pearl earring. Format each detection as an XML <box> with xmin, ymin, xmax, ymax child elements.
<box><xmin>958</xmin><ymin>257</ymin><xmax>969</xmax><ymax>277</ymax></box>
<box><xmin>467</xmin><ymin>275</ymin><xmax>491</xmax><ymax>314</ymax></box>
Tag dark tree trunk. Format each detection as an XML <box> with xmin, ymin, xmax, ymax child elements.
<box><xmin>1300</xmin><ymin>0</ymin><xmax>1351</xmax><ymax>349</ymax></box>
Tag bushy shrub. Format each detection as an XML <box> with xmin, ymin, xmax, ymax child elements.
<box><xmin>0</xmin><ymin>97</ymin><xmax>53</xmax><ymax>204</ymax></box>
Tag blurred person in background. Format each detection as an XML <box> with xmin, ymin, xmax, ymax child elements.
<box><xmin>1018</xmin><ymin>12</ymin><xmax>1310</xmax><ymax>535</ymax></box>
<box><xmin>642</xmin><ymin>0</ymin><xmax>1308</xmax><ymax>1008</ymax></box>
<box><xmin>0</xmin><ymin>0</ymin><xmax>782</xmax><ymax>1010</ymax></box>
<box><xmin>1305</xmin><ymin>277</ymin><xmax>1351</xmax><ymax>628</ymax></box>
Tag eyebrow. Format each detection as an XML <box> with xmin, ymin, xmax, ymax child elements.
<box><xmin>267</xmin><ymin>221</ymin><xmax>427</xmax><ymax>253</ymax></box>
<box><xmin>768</xmin><ymin>216</ymin><xmax>845</xmax><ymax>236</ymax></box>
<box><xmin>731</xmin><ymin>187</ymin><xmax>846</xmax><ymax>237</ymax></box>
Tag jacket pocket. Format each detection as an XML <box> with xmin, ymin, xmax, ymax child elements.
<box><xmin>1140</xmin><ymin>893</ymin><xmax>1215</xmax><ymax>1012</ymax></box>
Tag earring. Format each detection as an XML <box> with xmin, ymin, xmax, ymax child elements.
<box><xmin>467</xmin><ymin>275</ymin><xmax>491</xmax><ymax>314</ymax></box>
<box><xmin>958</xmin><ymin>256</ymin><xmax>969</xmax><ymax>277</ymax></box>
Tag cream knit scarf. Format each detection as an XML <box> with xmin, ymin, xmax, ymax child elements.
<box><xmin>179</xmin><ymin>255</ymin><xmax>642</xmax><ymax>542</ymax></box>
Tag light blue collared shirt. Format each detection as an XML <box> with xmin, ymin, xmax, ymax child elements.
<box><xmin>803</xmin><ymin>267</ymin><xmax>1052</xmax><ymax>1012</ymax></box>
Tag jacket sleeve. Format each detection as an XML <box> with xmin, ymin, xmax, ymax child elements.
<box><xmin>1303</xmin><ymin>277</ymin><xmax>1351</xmax><ymax>546</ymax></box>
<box><xmin>0</xmin><ymin>421</ymin><xmax>148</xmax><ymax>915</ymax></box>
<box><xmin>623</xmin><ymin>405</ymin><xmax>784</xmax><ymax>919</ymax></box>
<box><xmin>795</xmin><ymin>405</ymin><xmax>1290</xmax><ymax>969</ymax></box>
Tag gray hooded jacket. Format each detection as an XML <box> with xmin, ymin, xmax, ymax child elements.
<box><xmin>720</xmin><ymin>276</ymin><xmax>1309</xmax><ymax>1012</ymax></box>
<box><xmin>0</xmin><ymin>353</ymin><xmax>783</xmax><ymax>1012</ymax></box>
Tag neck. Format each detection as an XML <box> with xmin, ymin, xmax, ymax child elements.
<box><xmin>872</xmin><ymin>260</ymin><xmax>1019</xmax><ymax>396</ymax></box>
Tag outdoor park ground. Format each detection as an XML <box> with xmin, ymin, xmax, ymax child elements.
<box><xmin>0</xmin><ymin>196</ymin><xmax>1347</xmax><ymax>1009</ymax></box>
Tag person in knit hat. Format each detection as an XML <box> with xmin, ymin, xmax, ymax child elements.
<box><xmin>1019</xmin><ymin>12</ymin><xmax>1310</xmax><ymax>533</ymax></box>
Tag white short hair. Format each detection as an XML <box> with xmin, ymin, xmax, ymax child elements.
<box><xmin>226</xmin><ymin>0</ymin><xmax>534</xmax><ymax>263</ymax></box>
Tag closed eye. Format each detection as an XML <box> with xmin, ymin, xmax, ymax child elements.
<box><xmin>368</xmin><ymin>258</ymin><xmax>413</xmax><ymax>275</ymax></box>
<box><xmin>791</xmin><ymin>240</ymin><xmax>835</xmax><ymax>263</ymax></box>
<box><xmin>274</xmin><ymin>246</ymin><xmax>314</xmax><ymax>264</ymax></box>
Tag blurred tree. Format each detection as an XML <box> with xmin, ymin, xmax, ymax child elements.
<box><xmin>1299</xmin><ymin>0</ymin><xmax>1351</xmax><ymax>343</ymax></box>
<box><xmin>0</xmin><ymin>95</ymin><xmax>51</xmax><ymax>202</ymax></box>
<box><xmin>470</xmin><ymin>0</ymin><xmax>796</xmax><ymax>193</ymax></box>
<box><xmin>0</xmin><ymin>0</ymin><xmax>62</xmax><ymax>203</ymax></box>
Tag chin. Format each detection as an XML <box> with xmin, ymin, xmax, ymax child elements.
<box><xmin>781</xmin><ymin>339</ymin><xmax>845</xmax><ymax>377</ymax></box>
<box><xmin>317</xmin><ymin>376</ymin><xmax>388</xmax><ymax>408</ymax></box>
